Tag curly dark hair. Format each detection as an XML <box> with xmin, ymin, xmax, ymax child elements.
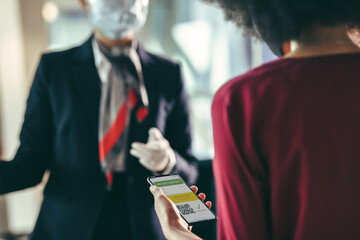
<box><xmin>201</xmin><ymin>0</ymin><xmax>360</xmax><ymax>45</ymax></box>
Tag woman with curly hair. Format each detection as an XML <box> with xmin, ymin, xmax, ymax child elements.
<box><xmin>150</xmin><ymin>0</ymin><xmax>360</xmax><ymax>239</ymax></box>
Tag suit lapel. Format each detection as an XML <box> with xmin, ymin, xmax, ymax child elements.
<box><xmin>137</xmin><ymin>44</ymin><xmax>157</xmax><ymax>120</ymax></box>
<box><xmin>126</xmin><ymin>45</ymin><xmax>159</xmax><ymax>170</ymax></box>
<box><xmin>71</xmin><ymin>36</ymin><xmax>101</xmax><ymax>137</ymax></box>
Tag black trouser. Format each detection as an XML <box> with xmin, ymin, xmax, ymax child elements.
<box><xmin>93</xmin><ymin>173</ymin><xmax>132</xmax><ymax>240</ymax></box>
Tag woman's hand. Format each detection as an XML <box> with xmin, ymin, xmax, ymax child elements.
<box><xmin>150</xmin><ymin>185</ymin><xmax>211</xmax><ymax>240</ymax></box>
<box><xmin>191</xmin><ymin>186</ymin><xmax>212</xmax><ymax>209</ymax></box>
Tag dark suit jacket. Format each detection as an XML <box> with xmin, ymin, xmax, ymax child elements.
<box><xmin>0</xmin><ymin>36</ymin><xmax>198</xmax><ymax>240</ymax></box>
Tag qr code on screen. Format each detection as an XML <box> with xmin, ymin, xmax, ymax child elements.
<box><xmin>176</xmin><ymin>203</ymin><xmax>196</xmax><ymax>215</ymax></box>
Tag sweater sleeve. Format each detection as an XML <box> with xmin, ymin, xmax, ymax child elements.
<box><xmin>211</xmin><ymin>82</ymin><xmax>271</xmax><ymax>240</ymax></box>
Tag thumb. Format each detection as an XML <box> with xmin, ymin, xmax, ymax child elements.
<box><xmin>148</xmin><ymin>128</ymin><xmax>163</xmax><ymax>141</ymax></box>
<box><xmin>150</xmin><ymin>185</ymin><xmax>162</xmax><ymax>198</ymax></box>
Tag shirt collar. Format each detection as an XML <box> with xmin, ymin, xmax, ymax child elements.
<box><xmin>91</xmin><ymin>38</ymin><xmax>148</xmax><ymax>107</ymax></box>
<box><xmin>92</xmin><ymin>38</ymin><xmax>111</xmax><ymax>84</ymax></box>
<box><xmin>92</xmin><ymin>38</ymin><xmax>139</xmax><ymax>84</ymax></box>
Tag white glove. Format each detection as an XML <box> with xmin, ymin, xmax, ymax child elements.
<box><xmin>130</xmin><ymin>128</ymin><xmax>176</xmax><ymax>173</ymax></box>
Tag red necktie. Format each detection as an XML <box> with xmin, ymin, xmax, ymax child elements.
<box><xmin>99</xmin><ymin>88</ymin><xmax>148</xmax><ymax>186</ymax></box>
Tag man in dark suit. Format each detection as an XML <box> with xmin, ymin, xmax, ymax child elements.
<box><xmin>0</xmin><ymin>0</ymin><xmax>198</xmax><ymax>239</ymax></box>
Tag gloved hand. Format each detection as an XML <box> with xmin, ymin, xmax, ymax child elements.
<box><xmin>130</xmin><ymin>128</ymin><xmax>176</xmax><ymax>173</ymax></box>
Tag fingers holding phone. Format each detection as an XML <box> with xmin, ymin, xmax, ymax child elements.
<box><xmin>190</xmin><ymin>185</ymin><xmax>212</xmax><ymax>209</ymax></box>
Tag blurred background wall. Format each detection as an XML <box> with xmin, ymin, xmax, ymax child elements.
<box><xmin>0</xmin><ymin>0</ymin><xmax>277</xmax><ymax>238</ymax></box>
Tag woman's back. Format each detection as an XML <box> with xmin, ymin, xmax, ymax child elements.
<box><xmin>212</xmin><ymin>52</ymin><xmax>360</xmax><ymax>240</ymax></box>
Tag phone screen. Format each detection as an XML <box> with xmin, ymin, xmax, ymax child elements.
<box><xmin>148</xmin><ymin>174</ymin><xmax>217</xmax><ymax>225</ymax></box>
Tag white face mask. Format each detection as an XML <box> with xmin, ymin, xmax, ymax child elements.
<box><xmin>87</xmin><ymin>0</ymin><xmax>149</xmax><ymax>40</ymax></box>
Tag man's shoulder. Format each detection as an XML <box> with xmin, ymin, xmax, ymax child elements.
<box><xmin>40</xmin><ymin>37</ymin><xmax>93</xmax><ymax>65</ymax></box>
<box><xmin>146</xmin><ymin>51</ymin><xmax>178</xmax><ymax>65</ymax></box>
<box><xmin>139</xmin><ymin>47</ymin><xmax>180</xmax><ymax>70</ymax></box>
<box><xmin>40</xmin><ymin>45</ymin><xmax>83</xmax><ymax>62</ymax></box>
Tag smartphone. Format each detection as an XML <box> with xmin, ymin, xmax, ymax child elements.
<box><xmin>148</xmin><ymin>174</ymin><xmax>217</xmax><ymax>226</ymax></box>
